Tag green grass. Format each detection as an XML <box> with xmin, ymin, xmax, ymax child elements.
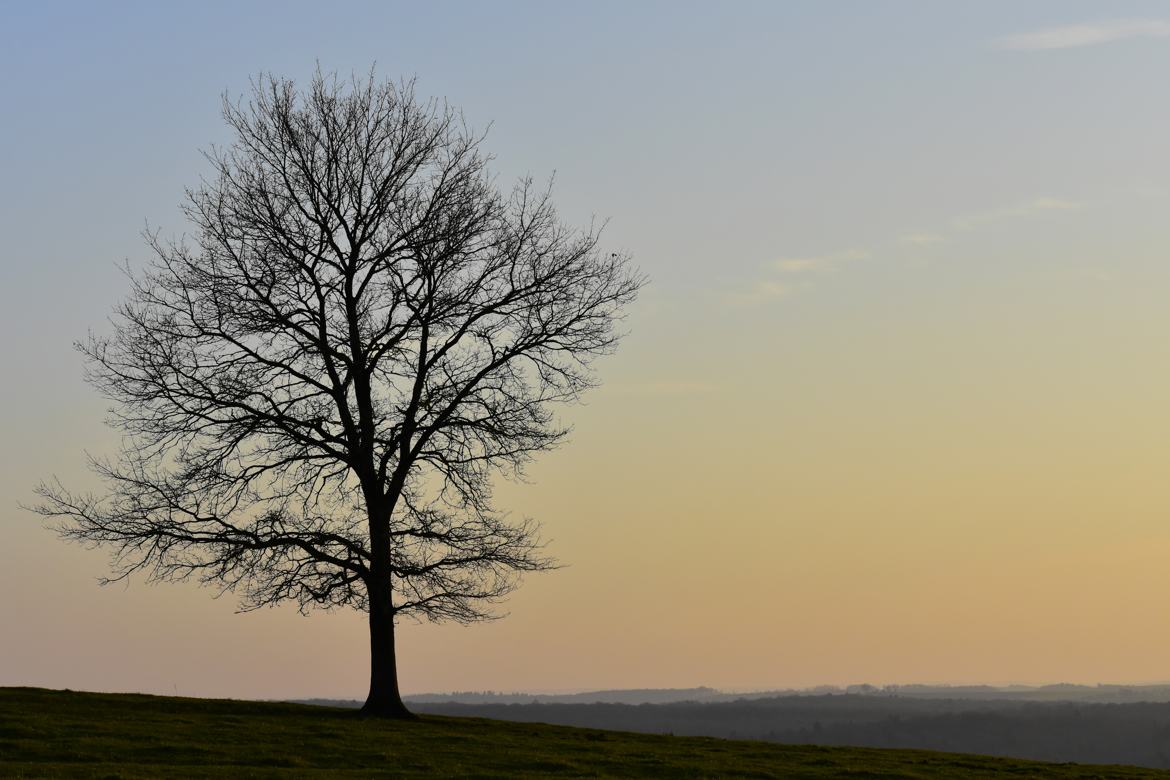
<box><xmin>1</xmin><ymin>687</ymin><xmax>1167</xmax><ymax>778</ymax></box>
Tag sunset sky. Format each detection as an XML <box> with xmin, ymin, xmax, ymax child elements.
<box><xmin>4</xmin><ymin>1</ymin><xmax>1170</xmax><ymax>699</ymax></box>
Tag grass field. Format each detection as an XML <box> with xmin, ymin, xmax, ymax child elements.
<box><xmin>1</xmin><ymin>687</ymin><xmax>1168</xmax><ymax>778</ymax></box>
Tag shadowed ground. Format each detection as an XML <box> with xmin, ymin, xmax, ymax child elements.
<box><xmin>1</xmin><ymin>687</ymin><xmax>1168</xmax><ymax>778</ymax></box>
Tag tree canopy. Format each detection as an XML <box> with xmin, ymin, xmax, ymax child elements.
<box><xmin>35</xmin><ymin>71</ymin><xmax>643</xmax><ymax>715</ymax></box>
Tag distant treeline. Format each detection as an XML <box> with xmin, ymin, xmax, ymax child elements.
<box><xmin>294</xmin><ymin>683</ymin><xmax>1170</xmax><ymax>709</ymax></box>
<box><xmin>404</xmin><ymin>683</ymin><xmax>1170</xmax><ymax>706</ymax></box>
<box><xmin>405</xmin><ymin>687</ymin><xmax>724</xmax><ymax>705</ymax></box>
<box><xmin>408</xmin><ymin>695</ymin><xmax>1170</xmax><ymax>769</ymax></box>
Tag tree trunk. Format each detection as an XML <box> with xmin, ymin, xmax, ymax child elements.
<box><xmin>361</xmin><ymin>576</ymin><xmax>413</xmax><ymax>718</ymax></box>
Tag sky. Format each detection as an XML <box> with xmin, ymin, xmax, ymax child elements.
<box><xmin>3</xmin><ymin>0</ymin><xmax>1170</xmax><ymax>699</ymax></box>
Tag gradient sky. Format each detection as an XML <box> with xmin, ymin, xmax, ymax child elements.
<box><xmin>4</xmin><ymin>1</ymin><xmax>1170</xmax><ymax>699</ymax></box>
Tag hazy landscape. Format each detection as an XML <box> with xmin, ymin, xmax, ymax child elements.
<box><xmin>415</xmin><ymin>694</ymin><xmax>1170</xmax><ymax>769</ymax></box>
<box><xmin>286</xmin><ymin>685</ymin><xmax>1170</xmax><ymax>769</ymax></box>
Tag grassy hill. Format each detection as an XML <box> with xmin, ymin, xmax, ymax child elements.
<box><xmin>1</xmin><ymin>687</ymin><xmax>1168</xmax><ymax>778</ymax></box>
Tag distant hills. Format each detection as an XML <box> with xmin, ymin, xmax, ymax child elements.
<box><xmin>395</xmin><ymin>683</ymin><xmax>1170</xmax><ymax>706</ymax></box>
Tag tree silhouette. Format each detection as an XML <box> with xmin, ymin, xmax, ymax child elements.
<box><xmin>34</xmin><ymin>71</ymin><xmax>642</xmax><ymax>717</ymax></box>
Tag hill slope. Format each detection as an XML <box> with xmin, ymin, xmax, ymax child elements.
<box><xmin>1</xmin><ymin>687</ymin><xmax>1167</xmax><ymax>778</ymax></box>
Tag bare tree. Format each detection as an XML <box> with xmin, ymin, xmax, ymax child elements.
<box><xmin>34</xmin><ymin>71</ymin><xmax>642</xmax><ymax>717</ymax></box>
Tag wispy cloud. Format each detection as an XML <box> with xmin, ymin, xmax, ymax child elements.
<box><xmin>733</xmin><ymin>194</ymin><xmax>1081</xmax><ymax>308</ymax></box>
<box><xmin>997</xmin><ymin>19</ymin><xmax>1170</xmax><ymax>50</ymax></box>
<box><xmin>772</xmin><ymin>248</ymin><xmax>869</xmax><ymax>274</ymax></box>
<box><xmin>774</xmin><ymin>258</ymin><xmax>825</xmax><ymax>273</ymax></box>
<box><xmin>728</xmin><ymin>248</ymin><xmax>867</xmax><ymax>307</ymax></box>
<box><xmin>725</xmin><ymin>280</ymin><xmax>791</xmax><ymax>307</ymax></box>
<box><xmin>951</xmin><ymin>197</ymin><xmax>1080</xmax><ymax>231</ymax></box>
<box><xmin>727</xmin><ymin>248</ymin><xmax>869</xmax><ymax>307</ymax></box>
<box><xmin>900</xmin><ymin>232</ymin><xmax>946</xmax><ymax>246</ymax></box>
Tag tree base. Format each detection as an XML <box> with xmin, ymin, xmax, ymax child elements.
<box><xmin>359</xmin><ymin>699</ymin><xmax>417</xmax><ymax>719</ymax></box>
